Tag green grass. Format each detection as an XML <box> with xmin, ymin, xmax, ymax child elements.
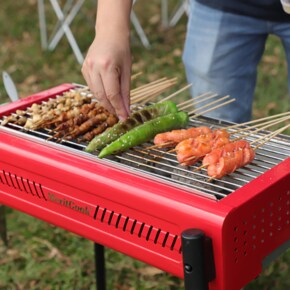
<box><xmin>0</xmin><ymin>1</ymin><xmax>290</xmax><ymax>289</ymax></box>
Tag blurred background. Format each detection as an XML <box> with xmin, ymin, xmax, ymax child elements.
<box><xmin>0</xmin><ymin>1</ymin><xmax>290</xmax><ymax>289</ymax></box>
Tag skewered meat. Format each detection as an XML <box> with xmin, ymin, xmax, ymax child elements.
<box><xmin>80</xmin><ymin>114</ymin><xmax>118</xmax><ymax>142</ymax></box>
<box><xmin>0</xmin><ymin>109</ymin><xmax>28</xmax><ymax>126</ymax></box>
<box><xmin>81</xmin><ymin>123</ymin><xmax>109</xmax><ymax>142</ymax></box>
<box><xmin>48</xmin><ymin>102</ymin><xmax>100</xmax><ymax>125</ymax></box>
<box><xmin>176</xmin><ymin>129</ymin><xmax>230</xmax><ymax>166</ymax></box>
<box><xmin>1</xmin><ymin>89</ymin><xmax>119</xmax><ymax>142</ymax></box>
<box><xmin>50</xmin><ymin>104</ymin><xmax>112</xmax><ymax>138</ymax></box>
<box><xmin>25</xmin><ymin>102</ymin><xmax>93</xmax><ymax>129</ymax></box>
<box><xmin>153</xmin><ymin>126</ymin><xmax>212</xmax><ymax>148</ymax></box>
<box><xmin>1</xmin><ymin>90</ymin><xmax>93</xmax><ymax>128</ymax></box>
<box><xmin>65</xmin><ymin>113</ymin><xmax>109</xmax><ymax>140</ymax></box>
<box><xmin>24</xmin><ymin>94</ymin><xmax>94</xmax><ymax>129</ymax></box>
<box><xmin>1</xmin><ymin>115</ymin><xmax>18</xmax><ymax>126</ymax></box>
<box><xmin>53</xmin><ymin>106</ymin><xmax>105</xmax><ymax>132</ymax></box>
<box><xmin>203</xmin><ymin>140</ymin><xmax>255</xmax><ymax>179</ymax></box>
<box><xmin>54</xmin><ymin>114</ymin><xmax>88</xmax><ymax>133</ymax></box>
<box><xmin>203</xmin><ymin>140</ymin><xmax>250</xmax><ymax>165</ymax></box>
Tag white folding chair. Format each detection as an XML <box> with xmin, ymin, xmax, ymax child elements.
<box><xmin>37</xmin><ymin>0</ymin><xmax>150</xmax><ymax>65</ymax></box>
<box><xmin>38</xmin><ymin>0</ymin><xmax>85</xmax><ymax>64</ymax></box>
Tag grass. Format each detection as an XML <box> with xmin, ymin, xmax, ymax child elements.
<box><xmin>0</xmin><ymin>1</ymin><xmax>290</xmax><ymax>289</ymax></box>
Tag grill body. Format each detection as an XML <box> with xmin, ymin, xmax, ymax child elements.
<box><xmin>0</xmin><ymin>84</ymin><xmax>289</xmax><ymax>290</ymax></box>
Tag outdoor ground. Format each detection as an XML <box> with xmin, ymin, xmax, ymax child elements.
<box><xmin>0</xmin><ymin>1</ymin><xmax>290</xmax><ymax>289</ymax></box>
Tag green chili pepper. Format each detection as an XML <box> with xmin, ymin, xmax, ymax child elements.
<box><xmin>98</xmin><ymin>111</ymin><xmax>189</xmax><ymax>158</ymax></box>
<box><xmin>85</xmin><ymin>100</ymin><xmax>178</xmax><ymax>152</ymax></box>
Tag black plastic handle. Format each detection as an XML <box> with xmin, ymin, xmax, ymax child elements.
<box><xmin>182</xmin><ymin>229</ymin><xmax>209</xmax><ymax>290</ymax></box>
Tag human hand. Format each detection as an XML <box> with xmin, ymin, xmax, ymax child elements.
<box><xmin>82</xmin><ymin>28</ymin><xmax>131</xmax><ymax>121</ymax></box>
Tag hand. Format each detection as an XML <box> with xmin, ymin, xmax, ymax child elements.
<box><xmin>82</xmin><ymin>28</ymin><xmax>131</xmax><ymax>121</ymax></box>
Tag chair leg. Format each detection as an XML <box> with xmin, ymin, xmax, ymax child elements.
<box><xmin>130</xmin><ymin>10</ymin><xmax>151</xmax><ymax>48</ymax></box>
<box><xmin>94</xmin><ymin>243</ymin><xmax>106</xmax><ymax>290</ymax></box>
<box><xmin>161</xmin><ymin>0</ymin><xmax>169</xmax><ymax>28</ymax></box>
<box><xmin>0</xmin><ymin>205</ymin><xmax>8</xmax><ymax>246</ymax></box>
<box><xmin>169</xmin><ymin>0</ymin><xmax>188</xmax><ymax>27</ymax></box>
<box><xmin>37</xmin><ymin>0</ymin><xmax>48</xmax><ymax>49</ymax></box>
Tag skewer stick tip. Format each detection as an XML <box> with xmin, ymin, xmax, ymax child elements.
<box><xmin>207</xmin><ymin>176</ymin><xmax>216</xmax><ymax>183</ymax></box>
<box><xmin>193</xmin><ymin>163</ymin><xmax>208</xmax><ymax>172</ymax></box>
<box><xmin>167</xmin><ymin>148</ymin><xmax>177</xmax><ymax>153</ymax></box>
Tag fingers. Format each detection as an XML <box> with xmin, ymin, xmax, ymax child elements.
<box><xmin>81</xmin><ymin>50</ymin><xmax>131</xmax><ymax>121</ymax></box>
<box><xmin>121</xmin><ymin>65</ymin><xmax>131</xmax><ymax>116</ymax></box>
<box><xmin>82</xmin><ymin>64</ymin><xmax>116</xmax><ymax>116</ymax></box>
<box><xmin>102</xmin><ymin>67</ymin><xmax>129</xmax><ymax>121</ymax></box>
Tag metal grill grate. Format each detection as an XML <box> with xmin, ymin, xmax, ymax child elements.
<box><xmin>1</xmin><ymin>91</ymin><xmax>289</xmax><ymax>201</ymax></box>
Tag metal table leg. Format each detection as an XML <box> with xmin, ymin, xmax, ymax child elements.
<box><xmin>94</xmin><ymin>243</ymin><xmax>106</xmax><ymax>290</ymax></box>
<box><xmin>0</xmin><ymin>205</ymin><xmax>8</xmax><ymax>246</ymax></box>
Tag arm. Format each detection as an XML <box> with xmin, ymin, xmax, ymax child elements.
<box><xmin>82</xmin><ymin>0</ymin><xmax>133</xmax><ymax>120</ymax></box>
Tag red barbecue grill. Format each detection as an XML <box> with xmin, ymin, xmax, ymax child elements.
<box><xmin>0</xmin><ymin>83</ymin><xmax>289</xmax><ymax>290</ymax></box>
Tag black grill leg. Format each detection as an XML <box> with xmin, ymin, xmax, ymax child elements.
<box><xmin>0</xmin><ymin>205</ymin><xmax>8</xmax><ymax>246</ymax></box>
<box><xmin>94</xmin><ymin>243</ymin><xmax>106</xmax><ymax>290</ymax></box>
<box><xmin>182</xmin><ymin>229</ymin><xmax>209</xmax><ymax>290</ymax></box>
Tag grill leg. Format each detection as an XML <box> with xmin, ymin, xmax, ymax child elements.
<box><xmin>94</xmin><ymin>243</ymin><xmax>106</xmax><ymax>290</ymax></box>
<box><xmin>0</xmin><ymin>205</ymin><xmax>8</xmax><ymax>246</ymax></box>
<box><xmin>181</xmin><ymin>229</ymin><xmax>209</xmax><ymax>290</ymax></box>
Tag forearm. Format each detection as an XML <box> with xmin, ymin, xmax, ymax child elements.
<box><xmin>82</xmin><ymin>0</ymin><xmax>133</xmax><ymax>120</ymax></box>
<box><xmin>96</xmin><ymin>0</ymin><xmax>133</xmax><ymax>37</ymax></box>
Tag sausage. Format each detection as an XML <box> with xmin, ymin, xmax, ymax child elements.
<box><xmin>176</xmin><ymin>130</ymin><xmax>230</xmax><ymax>166</ymax></box>
<box><xmin>204</xmin><ymin>140</ymin><xmax>255</xmax><ymax>179</ymax></box>
<box><xmin>153</xmin><ymin>126</ymin><xmax>212</xmax><ymax>147</ymax></box>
